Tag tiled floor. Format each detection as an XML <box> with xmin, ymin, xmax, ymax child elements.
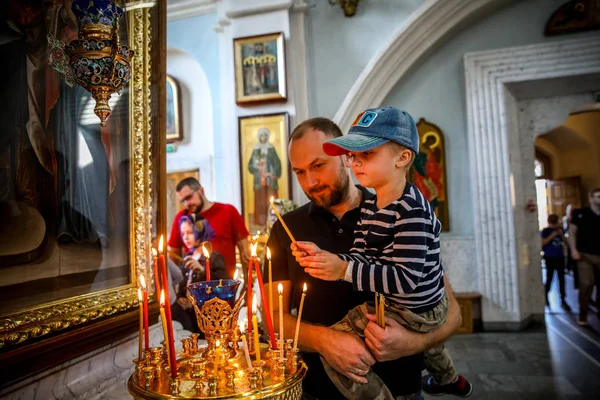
<box><xmin>422</xmin><ymin>271</ymin><xmax>600</xmax><ymax>400</ymax></box>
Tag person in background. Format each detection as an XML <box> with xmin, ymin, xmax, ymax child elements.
<box><xmin>167</xmin><ymin>178</ymin><xmax>250</xmax><ymax>278</ymax></box>
<box><xmin>563</xmin><ymin>204</ymin><xmax>579</xmax><ymax>289</ymax></box>
<box><xmin>541</xmin><ymin>214</ymin><xmax>571</xmax><ymax>311</ymax></box>
<box><xmin>171</xmin><ymin>213</ymin><xmax>228</xmax><ymax>333</ymax></box>
<box><xmin>569</xmin><ymin>188</ymin><xmax>600</xmax><ymax>326</ymax></box>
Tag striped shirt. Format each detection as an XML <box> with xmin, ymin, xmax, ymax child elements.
<box><xmin>340</xmin><ymin>182</ymin><xmax>445</xmax><ymax>313</ymax></box>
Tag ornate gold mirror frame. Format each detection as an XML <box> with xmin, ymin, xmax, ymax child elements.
<box><xmin>0</xmin><ymin>1</ymin><xmax>165</xmax><ymax>387</ymax></box>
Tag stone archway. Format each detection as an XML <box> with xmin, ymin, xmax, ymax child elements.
<box><xmin>333</xmin><ymin>0</ymin><xmax>517</xmax><ymax>131</ymax></box>
<box><xmin>464</xmin><ymin>35</ymin><xmax>600</xmax><ymax>326</ymax></box>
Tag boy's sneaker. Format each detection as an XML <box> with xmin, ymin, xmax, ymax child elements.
<box><xmin>421</xmin><ymin>375</ymin><xmax>473</xmax><ymax>397</ymax></box>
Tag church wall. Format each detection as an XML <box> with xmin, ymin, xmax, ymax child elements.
<box><xmin>167</xmin><ymin>13</ymin><xmax>223</xmax><ymax>200</ymax></box>
<box><xmin>304</xmin><ymin>0</ymin><xmax>424</xmax><ymax>119</ymax></box>
<box><xmin>380</xmin><ymin>0</ymin><xmax>598</xmax><ymax>294</ymax></box>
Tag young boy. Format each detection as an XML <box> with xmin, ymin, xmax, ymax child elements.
<box><xmin>292</xmin><ymin>107</ymin><xmax>472</xmax><ymax>399</ymax></box>
<box><xmin>541</xmin><ymin>214</ymin><xmax>571</xmax><ymax>311</ymax></box>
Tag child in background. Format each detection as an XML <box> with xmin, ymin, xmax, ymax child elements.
<box><xmin>292</xmin><ymin>107</ymin><xmax>472</xmax><ymax>399</ymax></box>
<box><xmin>541</xmin><ymin>213</ymin><xmax>571</xmax><ymax>311</ymax></box>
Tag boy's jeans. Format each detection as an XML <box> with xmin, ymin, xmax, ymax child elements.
<box><xmin>322</xmin><ymin>292</ymin><xmax>456</xmax><ymax>400</ymax></box>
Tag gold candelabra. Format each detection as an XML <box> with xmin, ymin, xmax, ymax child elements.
<box><xmin>128</xmin><ymin>280</ymin><xmax>306</xmax><ymax>399</ymax></box>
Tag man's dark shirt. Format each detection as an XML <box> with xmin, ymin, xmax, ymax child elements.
<box><xmin>571</xmin><ymin>207</ymin><xmax>600</xmax><ymax>256</ymax></box>
<box><xmin>267</xmin><ymin>186</ymin><xmax>423</xmax><ymax>399</ymax></box>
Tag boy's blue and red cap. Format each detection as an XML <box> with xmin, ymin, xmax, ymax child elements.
<box><xmin>323</xmin><ymin>107</ymin><xmax>419</xmax><ymax>156</ymax></box>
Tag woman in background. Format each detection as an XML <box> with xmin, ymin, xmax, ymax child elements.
<box><xmin>171</xmin><ymin>213</ymin><xmax>228</xmax><ymax>333</ymax></box>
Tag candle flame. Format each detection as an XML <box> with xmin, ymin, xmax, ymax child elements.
<box><xmin>278</xmin><ymin>283</ymin><xmax>283</xmax><ymax>295</ymax></box>
<box><xmin>250</xmin><ymin>242</ymin><xmax>257</xmax><ymax>257</ymax></box>
<box><xmin>137</xmin><ymin>288</ymin><xmax>142</xmax><ymax>301</ymax></box>
<box><xmin>152</xmin><ymin>247</ymin><xmax>157</xmax><ymax>257</ymax></box>
<box><xmin>303</xmin><ymin>282</ymin><xmax>307</xmax><ymax>293</ymax></box>
<box><xmin>216</xmin><ymin>339</ymin><xmax>221</xmax><ymax>347</ymax></box>
<box><xmin>252</xmin><ymin>293</ymin><xmax>257</xmax><ymax>313</ymax></box>
<box><xmin>158</xmin><ymin>235</ymin><xmax>164</xmax><ymax>254</ymax></box>
<box><xmin>267</xmin><ymin>247</ymin><xmax>271</xmax><ymax>260</ymax></box>
<box><xmin>270</xmin><ymin>196</ymin><xmax>274</xmax><ymax>204</ymax></box>
<box><xmin>239</xmin><ymin>319</ymin><xmax>246</xmax><ymax>332</ymax></box>
<box><xmin>139</xmin><ymin>274</ymin><xmax>146</xmax><ymax>290</ymax></box>
<box><xmin>160</xmin><ymin>289</ymin><xmax>165</xmax><ymax>307</ymax></box>
<box><xmin>234</xmin><ymin>269</ymin><xmax>239</xmax><ymax>280</ymax></box>
<box><xmin>202</xmin><ymin>242</ymin><xmax>210</xmax><ymax>258</ymax></box>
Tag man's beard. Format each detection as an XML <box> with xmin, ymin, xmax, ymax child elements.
<box><xmin>189</xmin><ymin>193</ymin><xmax>205</xmax><ymax>214</ymax></box>
<box><xmin>305</xmin><ymin>166</ymin><xmax>350</xmax><ymax>210</ymax></box>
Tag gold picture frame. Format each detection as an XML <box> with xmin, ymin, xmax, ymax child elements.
<box><xmin>0</xmin><ymin>2</ymin><xmax>165</xmax><ymax>386</ymax></box>
<box><xmin>238</xmin><ymin>113</ymin><xmax>291</xmax><ymax>234</ymax></box>
<box><xmin>166</xmin><ymin>74</ymin><xmax>183</xmax><ymax>142</ymax></box>
<box><xmin>234</xmin><ymin>32</ymin><xmax>287</xmax><ymax>105</ymax></box>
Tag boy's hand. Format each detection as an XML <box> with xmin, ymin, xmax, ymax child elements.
<box><xmin>301</xmin><ymin>252</ymin><xmax>348</xmax><ymax>281</ymax></box>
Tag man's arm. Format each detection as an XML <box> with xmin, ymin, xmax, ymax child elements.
<box><xmin>263</xmin><ymin>280</ymin><xmax>375</xmax><ymax>384</ymax></box>
<box><xmin>568</xmin><ymin>224</ymin><xmax>581</xmax><ymax>260</ymax></box>
<box><xmin>236</xmin><ymin>237</ymin><xmax>250</xmax><ymax>271</ymax></box>
<box><xmin>364</xmin><ymin>275</ymin><xmax>461</xmax><ymax>362</ymax></box>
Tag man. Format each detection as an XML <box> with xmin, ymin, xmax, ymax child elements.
<box><xmin>569</xmin><ymin>188</ymin><xmax>600</xmax><ymax>326</ymax></box>
<box><xmin>266</xmin><ymin>118</ymin><xmax>464</xmax><ymax>400</ymax></box>
<box><xmin>167</xmin><ymin>178</ymin><xmax>250</xmax><ymax>278</ymax></box>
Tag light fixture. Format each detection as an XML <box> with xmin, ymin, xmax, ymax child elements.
<box><xmin>329</xmin><ymin>0</ymin><xmax>362</xmax><ymax>17</ymax></box>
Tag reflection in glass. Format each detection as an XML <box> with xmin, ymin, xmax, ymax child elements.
<box><xmin>0</xmin><ymin>2</ymin><xmax>131</xmax><ymax>314</ymax></box>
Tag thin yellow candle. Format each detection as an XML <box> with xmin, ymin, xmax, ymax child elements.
<box><xmin>214</xmin><ymin>339</ymin><xmax>221</xmax><ymax>376</ymax></box>
<box><xmin>293</xmin><ymin>283</ymin><xmax>307</xmax><ymax>351</ymax></box>
<box><xmin>137</xmin><ymin>289</ymin><xmax>143</xmax><ymax>361</ymax></box>
<box><xmin>270</xmin><ymin>197</ymin><xmax>296</xmax><ymax>243</ymax></box>
<box><xmin>278</xmin><ymin>283</ymin><xmax>284</xmax><ymax>361</ymax></box>
<box><xmin>379</xmin><ymin>294</ymin><xmax>386</xmax><ymax>328</ymax></box>
<box><xmin>267</xmin><ymin>247</ymin><xmax>273</xmax><ymax>324</ymax></box>
<box><xmin>251</xmin><ymin>294</ymin><xmax>261</xmax><ymax>362</ymax></box>
<box><xmin>159</xmin><ymin>290</ymin><xmax>171</xmax><ymax>371</ymax></box>
<box><xmin>239</xmin><ymin>321</ymin><xmax>253</xmax><ymax>372</ymax></box>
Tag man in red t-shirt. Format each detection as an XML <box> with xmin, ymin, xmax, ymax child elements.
<box><xmin>167</xmin><ymin>178</ymin><xmax>250</xmax><ymax>278</ymax></box>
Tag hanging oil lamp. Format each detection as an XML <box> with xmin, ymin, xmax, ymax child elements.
<box><xmin>66</xmin><ymin>0</ymin><xmax>133</xmax><ymax>127</ymax></box>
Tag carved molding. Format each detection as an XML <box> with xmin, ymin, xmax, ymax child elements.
<box><xmin>464</xmin><ymin>35</ymin><xmax>600</xmax><ymax>318</ymax></box>
<box><xmin>167</xmin><ymin>0</ymin><xmax>217</xmax><ymax>21</ymax></box>
<box><xmin>333</xmin><ymin>0</ymin><xmax>516</xmax><ymax>131</ymax></box>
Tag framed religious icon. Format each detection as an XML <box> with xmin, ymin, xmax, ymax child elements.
<box><xmin>166</xmin><ymin>75</ymin><xmax>183</xmax><ymax>142</ymax></box>
<box><xmin>0</xmin><ymin>1</ymin><xmax>165</xmax><ymax>386</ymax></box>
<box><xmin>238</xmin><ymin>113</ymin><xmax>291</xmax><ymax>234</ymax></box>
<box><xmin>233</xmin><ymin>32</ymin><xmax>287</xmax><ymax>105</ymax></box>
<box><xmin>409</xmin><ymin>118</ymin><xmax>450</xmax><ymax>231</ymax></box>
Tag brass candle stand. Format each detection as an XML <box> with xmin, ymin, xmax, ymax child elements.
<box><xmin>128</xmin><ymin>280</ymin><xmax>307</xmax><ymax>399</ymax></box>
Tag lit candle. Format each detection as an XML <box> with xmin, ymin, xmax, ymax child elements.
<box><xmin>267</xmin><ymin>247</ymin><xmax>273</xmax><ymax>323</ymax></box>
<box><xmin>270</xmin><ymin>197</ymin><xmax>296</xmax><ymax>243</ymax></box>
<box><xmin>158</xmin><ymin>235</ymin><xmax>178</xmax><ymax>378</ymax></box>
<box><xmin>293</xmin><ymin>283</ymin><xmax>307</xmax><ymax>351</ymax></box>
<box><xmin>137</xmin><ymin>288</ymin><xmax>143</xmax><ymax>360</ymax></box>
<box><xmin>140</xmin><ymin>275</ymin><xmax>149</xmax><ymax>350</ymax></box>
<box><xmin>239</xmin><ymin>320</ymin><xmax>253</xmax><ymax>372</ymax></box>
<box><xmin>202</xmin><ymin>243</ymin><xmax>211</xmax><ymax>281</ymax></box>
<box><xmin>152</xmin><ymin>248</ymin><xmax>160</xmax><ymax>296</ymax></box>
<box><xmin>278</xmin><ymin>283</ymin><xmax>284</xmax><ymax>361</ymax></box>
<box><xmin>214</xmin><ymin>339</ymin><xmax>221</xmax><ymax>376</ymax></box>
<box><xmin>159</xmin><ymin>290</ymin><xmax>172</xmax><ymax>371</ymax></box>
<box><xmin>252</xmin><ymin>246</ymin><xmax>277</xmax><ymax>350</ymax></box>
<box><xmin>247</xmin><ymin>244</ymin><xmax>254</xmax><ymax>333</ymax></box>
<box><xmin>252</xmin><ymin>294</ymin><xmax>261</xmax><ymax>362</ymax></box>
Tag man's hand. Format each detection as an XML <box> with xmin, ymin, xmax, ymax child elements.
<box><xmin>317</xmin><ymin>328</ymin><xmax>376</xmax><ymax>384</ymax></box>
<box><xmin>364</xmin><ymin>313</ymin><xmax>427</xmax><ymax>361</ymax></box>
<box><xmin>572</xmin><ymin>249</ymin><xmax>581</xmax><ymax>261</ymax></box>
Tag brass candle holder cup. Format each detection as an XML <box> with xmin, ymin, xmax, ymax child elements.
<box><xmin>128</xmin><ymin>279</ymin><xmax>307</xmax><ymax>399</ymax></box>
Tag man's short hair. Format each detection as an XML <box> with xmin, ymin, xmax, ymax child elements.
<box><xmin>176</xmin><ymin>177</ymin><xmax>201</xmax><ymax>192</ymax></box>
<box><xmin>547</xmin><ymin>214</ymin><xmax>559</xmax><ymax>224</ymax></box>
<box><xmin>589</xmin><ymin>188</ymin><xmax>600</xmax><ymax>198</ymax></box>
<box><xmin>289</xmin><ymin>117</ymin><xmax>343</xmax><ymax>143</ymax></box>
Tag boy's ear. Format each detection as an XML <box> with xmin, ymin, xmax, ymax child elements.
<box><xmin>395</xmin><ymin>149</ymin><xmax>412</xmax><ymax>168</ymax></box>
